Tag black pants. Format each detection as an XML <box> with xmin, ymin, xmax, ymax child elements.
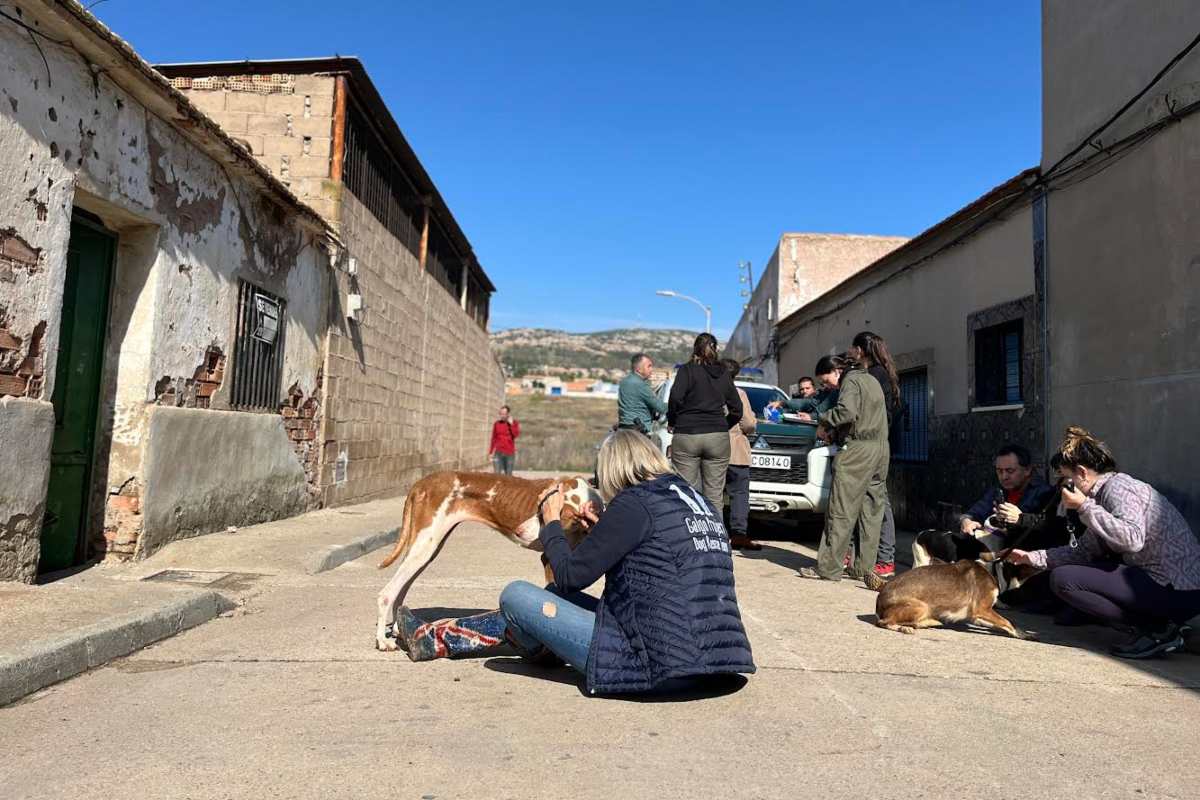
<box><xmin>1050</xmin><ymin>562</ymin><xmax>1200</xmax><ymax>629</ymax></box>
<box><xmin>726</xmin><ymin>464</ymin><xmax>750</xmax><ymax>535</ymax></box>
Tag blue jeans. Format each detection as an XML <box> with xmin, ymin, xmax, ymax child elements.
<box><xmin>499</xmin><ymin>580</ymin><xmax>597</xmax><ymax>675</ymax></box>
<box><xmin>493</xmin><ymin>453</ymin><xmax>515</xmax><ymax>475</ymax></box>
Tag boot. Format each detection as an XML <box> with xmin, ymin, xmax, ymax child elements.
<box><xmin>395</xmin><ymin>606</ymin><xmax>508</xmax><ymax>662</ymax></box>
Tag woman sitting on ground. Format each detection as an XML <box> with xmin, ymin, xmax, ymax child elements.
<box><xmin>1008</xmin><ymin>426</ymin><xmax>1200</xmax><ymax>659</ymax></box>
<box><xmin>396</xmin><ymin>429</ymin><xmax>756</xmax><ymax>694</ymax></box>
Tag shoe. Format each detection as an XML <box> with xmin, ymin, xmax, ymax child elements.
<box><xmin>1110</xmin><ymin>623</ymin><xmax>1185</xmax><ymax>659</ymax></box>
<box><xmin>798</xmin><ymin>566</ymin><xmax>838</xmax><ymax>581</ymax></box>
<box><xmin>843</xmin><ymin>554</ymin><xmax>851</xmax><ymax>568</ymax></box>
<box><xmin>873</xmin><ymin>562</ymin><xmax>895</xmax><ymax>579</ymax></box>
<box><xmin>730</xmin><ymin>534</ymin><xmax>763</xmax><ymax>551</ymax></box>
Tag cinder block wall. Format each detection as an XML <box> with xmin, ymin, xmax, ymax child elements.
<box><xmin>322</xmin><ymin>193</ymin><xmax>503</xmax><ymax>506</ymax></box>
<box><xmin>172</xmin><ymin>75</ymin><xmax>340</xmax><ymax>222</ymax></box>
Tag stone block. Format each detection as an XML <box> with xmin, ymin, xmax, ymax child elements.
<box><xmin>290</xmin><ymin>156</ymin><xmax>333</xmax><ymax>179</ymax></box>
<box><xmin>291</xmin><ymin>116</ymin><xmax>335</xmax><ymax>139</ymax></box>
<box><xmin>262</xmin><ymin>135</ymin><xmax>304</xmax><ymax>157</ymax></box>
<box><xmin>185</xmin><ymin>90</ymin><xmax>227</xmax><ymax>115</ymax></box>
<box><xmin>247</xmin><ymin>113</ymin><xmax>289</xmax><ymax>136</ymax></box>
<box><xmin>264</xmin><ymin>93</ymin><xmax>308</xmax><ymax>116</ymax></box>
<box><xmin>293</xmin><ymin>74</ymin><xmax>337</xmax><ymax>96</ymax></box>
<box><xmin>208</xmin><ymin>110</ymin><xmax>249</xmax><ymax>134</ymax></box>
<box><xmin>226</xmin><ymin>91</ymin><xmax>268</xmax><ymax>113</ymax></box>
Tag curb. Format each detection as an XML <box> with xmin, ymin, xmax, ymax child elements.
<box><xmin>304</xmin><ymin>526</ymin><xmax>399</xmax><ymax>574</ymax></box>
<box><xmin>0</xmin><ymin>590</ymin><xmax>234</xmax><ymax>707</ymax></box>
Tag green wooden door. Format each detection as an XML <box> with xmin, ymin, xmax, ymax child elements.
<box><xmin>40</xmin><ymin>215</ymin><xmax>115</xmax><ymax>574</ymax></box>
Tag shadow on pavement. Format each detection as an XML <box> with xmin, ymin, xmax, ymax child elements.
<box><xmin>484</xmin><ymin>658</ymin><xmax>751</xmax><ymax>701</ymax></box>
<box><xmin>735</xmin><ymin>544</ymin><xmax>813</xmax><ymax>572</ymax></box>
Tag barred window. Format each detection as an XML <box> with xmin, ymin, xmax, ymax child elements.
<box><xmin>975</xmin><ymin>319</ymin><xmax>1022</xmax><ymax>407</ymax></box>
<box><xmin>231</xmin><ymin>280</ymin><xmax>286</xmax><ymax>411</ymax></box>
<box><xmin>895</xmin><ymin>368</ymin><xmax>929</xmax><ymax>463</ymax></box>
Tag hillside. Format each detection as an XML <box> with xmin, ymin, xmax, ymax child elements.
<box><xmin>491</xmin><ymin>327</ymin><xmax>697</xmax><ymax>376</ymax></box>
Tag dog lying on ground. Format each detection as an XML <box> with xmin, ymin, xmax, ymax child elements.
<box><xmin>864</xmin><ymin>555</ymin><xmax>1027</xmax><ymax>639</ymax></box>
<box><xmin>374</xmin><ymin>471</ymin><xmax>600</xmax><ymax>651</ymax></box>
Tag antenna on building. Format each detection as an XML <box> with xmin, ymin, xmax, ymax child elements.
<box><xmin>738</xmin><ymin>260</ymin><xmax>753</xmax><ymax>309</ymax></box>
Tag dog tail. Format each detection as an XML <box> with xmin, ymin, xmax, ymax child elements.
<box><xmin>377</xmin><ymin>492</ymin><xmax>416</xmax><ymax>569</ymax></box>
<box><xmin>863</xmin><ymin>571</ymin><xmax>888</xmax><ymax>592</ymax></box>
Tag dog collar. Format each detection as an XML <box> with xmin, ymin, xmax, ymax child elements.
<box><xmin>536</xmin><ymin>488</ymin><xmax>560</xmax><ymax>526</ymax></box>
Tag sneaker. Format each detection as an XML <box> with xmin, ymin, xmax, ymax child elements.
<box><xmin>799</xmin><ymin>566</ymin><xmax>838</xmax><ymax>581</ymax></box>
<box><xmin>1110</xmin><ymin>623</ymin><xmax>1185</xmax><ymax>660</ymax></box>
<box><xmin>873</xmin><ymin>562</ymin><xmax>895</xmax><ymax>579</ymax></box>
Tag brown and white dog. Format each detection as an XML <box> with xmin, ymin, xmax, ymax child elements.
<box><xmin>374</xmin><ymin>471</ymin><xmax>599</xmax><ymax>651</ymax></box>
<box><xmin>864</xmin><ymin>556</ymin><xmax>1028</xmax><ymax>639</ymax></box>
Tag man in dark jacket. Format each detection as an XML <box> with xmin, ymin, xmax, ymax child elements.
<box><xmin>960</xmin><ymin>443</ymin><xmax>1055</xmax><ymax>534</ymax></box>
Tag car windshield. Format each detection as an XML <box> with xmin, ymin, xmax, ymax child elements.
<box><xmin>740</xmin><ymin>386</ymin><xmax>788</xmax><ymax>419</ymax></box>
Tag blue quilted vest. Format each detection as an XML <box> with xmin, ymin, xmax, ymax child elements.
<box><xmin>585</xmin><ymin>474</ymin><xmax>756</xmax><ymax>694</ymax></box>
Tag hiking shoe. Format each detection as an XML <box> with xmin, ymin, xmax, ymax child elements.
<box><xmin>799</xmin><ymin>566</ymin><xmax>838</xmax><ymax>581</ymax></box>
<box><xmin>873</xmin><ymin>562</ymin><xmax>895</xmax><ymax>579</ymax></box>
<box><xmin>1110</xmin><ymin>624</ymin><xmax>1185</xmax><ymax>660</ymax></box>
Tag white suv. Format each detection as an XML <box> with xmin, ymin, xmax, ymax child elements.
<box><xmin>650</xmin><ymin>374</ymin><xmax>834</xmax><ymax>516</ymax></box>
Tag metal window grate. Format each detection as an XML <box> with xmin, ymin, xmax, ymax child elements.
<box><xmin>231</xmin><ymin>280</ymin><xmax>286</xmax><ymax>411</ymax></box>
<box><xmin>975</xmin><ymin>319</ymin><xmax>1023</xmax><ymax>406</ymax></box>
<box><xmin>896</xmin><ymin>367</ymin><xmax>928</xmax><ymax>462</ymax></box>
<box><xmin>342</xmin><ymin>102</ymin><xmax>423</xmax><ymax>258</ymax></box>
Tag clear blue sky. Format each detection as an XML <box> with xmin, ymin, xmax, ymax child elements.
<box><xmin>96</xmin><ymin>1</ymin><xmax>1042</xmax><ymax>338</ymax></box>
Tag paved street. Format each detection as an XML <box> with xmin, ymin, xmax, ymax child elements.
<box><xmin>3</xmin><ymin>515</ymin><xmax>1199</xmax><ymax>800</ymax></box>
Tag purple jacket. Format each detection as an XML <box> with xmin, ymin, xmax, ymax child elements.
<box><xmin>1029</xmin><ymin>473</ymin><xmax>1200</xmax><ymax>590</ymax></box>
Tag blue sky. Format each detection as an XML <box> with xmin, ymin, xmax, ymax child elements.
<box><xmin>96</xmin><ymin>1</ymin><xmax>1042</xmax><ymax>339</ymax></box>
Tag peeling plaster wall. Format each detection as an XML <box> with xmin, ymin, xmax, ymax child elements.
<box><xmin>0</xmin><ymin>7</ymin><xmax>331</xmax><ymax>568</ymax></box>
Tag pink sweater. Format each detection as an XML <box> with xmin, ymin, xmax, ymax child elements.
<box><xmin>1029</xmin><ymin>472</ymin><xmax>1200</xmax><ymax>590</ymax></box>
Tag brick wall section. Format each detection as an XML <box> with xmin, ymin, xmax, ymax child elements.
<box><xmin>0</xmin><ymin>317</ymin><xmax>46</xmax><ymax>398</ymax></box>
<box><xmin>173</xmin><ymin>76</ymin><xmax>340</xmax><ymax>222</ymax></box>
<box><xmin>282</xmin><ymin>376</ymin><xmax>322</xmax><ymax>496</ymax></box>
<box><xmin>153</xmin><ymin>345</ymin><xmax>225</xmax><ymax>408</ymax></box>
<box><xmin>321</xmin><ymin>192</ymin><xmax>504</xmax><ymax>506</ymax></box>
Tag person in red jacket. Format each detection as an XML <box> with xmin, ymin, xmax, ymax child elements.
<box><xmin>489</xmin><ymin>405</ymin><xmax>520</xmax><ymax>475</ymax></box>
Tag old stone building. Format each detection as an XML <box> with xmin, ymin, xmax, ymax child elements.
<box><xmin>0</xmin><ymin>5</ymin><xmax>502</xmax><ymax>582</ymax></box>
<box><xmin>725</xmin><ymin>233</ymin><xmax>907</xmax><ymax>386</ymax></box>
<box><xmin>159</xmin><ymin>58</ymin><xmax>503</xmax><ymax>508</ymax></box>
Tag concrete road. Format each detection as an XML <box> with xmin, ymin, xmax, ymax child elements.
<box><xmin>3</xmin><ymin>519</ymin><xmax>1199</xmax><ymax>799</ymax></box>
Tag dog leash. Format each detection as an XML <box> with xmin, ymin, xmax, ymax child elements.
<box><xmin>536</xmin><ymin>488</ymin><xmax>560</xmax><ymax>526</ymax></box>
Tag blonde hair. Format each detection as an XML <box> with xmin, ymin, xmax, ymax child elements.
<box><xmin>596</xmin><ymin>430</ymin><xmax>674</xmax><ymax>502</ymax></box>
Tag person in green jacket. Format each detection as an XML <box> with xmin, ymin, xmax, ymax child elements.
<box><xmin>798</xmin><ymin>348</ymin><xmax>890</xmax><ymax>581</ymax></box>
<box><xmin>769</xmin><ymin>354</ymin><xmax>844</xmax><ymax>421</ymax></box>
<box><xmin>617</xmin><ymin>353</ymin><xmax>668</xmax><ymax>433</ymax></box>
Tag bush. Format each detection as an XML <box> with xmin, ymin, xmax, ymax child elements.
<box><xmin>506</xmin><ymin>394</ymin><xmax>616</xmax><ymax>472</ymax></box>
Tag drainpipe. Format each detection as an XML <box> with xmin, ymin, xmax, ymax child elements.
<box><xmin>1033</xmin><ymin>188</ymin><xmax>1051</xmax><ymax>469</ymax></box>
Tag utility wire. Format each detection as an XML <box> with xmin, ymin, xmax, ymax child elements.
<box><xmin>1044</xmin><ymin>29</ymin><xmax>1200</xmax><ymax>179</ymax></box>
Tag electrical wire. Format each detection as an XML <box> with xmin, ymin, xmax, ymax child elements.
<box><xmin>1044</xmin><ymin>29</ymin><xmax>1200</xmax><ymax>179</ymax></box>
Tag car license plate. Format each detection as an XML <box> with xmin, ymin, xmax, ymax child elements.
<box><xmin>751</xmin><ymin>454</ymin><xmax>790</xmax><ymax>470</ymax></box>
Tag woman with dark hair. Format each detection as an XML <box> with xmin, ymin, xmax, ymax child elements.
<box><xmin>668</xmin><ymin>333</ymin><xmax>743</xmax><ymax>511</ymax></box>
<box><xmin>798</xmin><ymin>349</ymin><xmax>890</xmax><ymax>581</ymax></box>
<box><xmin>770</xmin><ymin>354</ymin><xmax>847</xmax><ymax>420</ymax></box>
<box><xmin>1008</xmin><ymin>427</ymin><xmax>1200</xmax><ymax>659</ymax></box>
<box><xmin>848</xmin><ymin>331</ymin><xmax>902</xmax><ymax>578</ymax></box>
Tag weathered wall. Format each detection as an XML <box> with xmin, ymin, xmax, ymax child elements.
<box><xmin>726</xmin><ymin>234</ymin><xmax>907</xmax><ymax>387</ymax></box>
<box><xmin>776</xmin><ymin>205</ymin><xmax>1038</xmax><ymax>528</ymax></box>
<box><xmin>0</xmin><ymin>397</ymin><xmax>54</xmax><ymax>581</ymax></box>
<box><xmin>321</xmin><ymin>191</ymin><xmax>504</xmax><ymax>506</ymax></box>
<box><xmin>0</xmin><ymin>7</ymin><xmax>330</xmax><ymax>568</ymax></box>
<box><xmin>173</xmin><ymin>75</ymin><xmax>340</xmax><ymax>222</ymax></box>
<box><xmin>1042</xmin><ymin>1</ymin><xmax>1200</xmax><ymax>168</ymax></box>
<box><xmin>138</xmin><ymin>406</ymin><xmax>309</xmax><ymax>557</ymax></box>
<box><xmin>1043</xmin><ymin>4</ymin><xmax>1200</xmax><ymax>528</ymax></box>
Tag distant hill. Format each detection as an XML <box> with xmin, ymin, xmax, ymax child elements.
<box><xmin>491</xmin><ymin>327</ymin><xmax>697</xmax><ymax>376</ymax></box>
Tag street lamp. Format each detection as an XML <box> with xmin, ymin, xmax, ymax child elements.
<box><xmin>656</xmin><ymin>289</ymin><xmax>711</xmax><ymax>333</ymax></box>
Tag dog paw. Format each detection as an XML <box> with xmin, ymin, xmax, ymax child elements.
<box><xmin>1016</xmin><ymin>629</ymin><xmax>1039</xmax><ymax>641</ymax></box>
<box><xmin>376</xmin><ymin>633</ymin><xmax>399</xmax><ymax>651</ymax></box>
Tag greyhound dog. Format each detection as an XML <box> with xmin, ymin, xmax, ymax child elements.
<box><xmin>374</xmin><ymin>471</ymin><xmax>599</xmax><ymax>651</ymax></box>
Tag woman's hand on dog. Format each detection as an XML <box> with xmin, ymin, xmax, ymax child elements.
<box><xmin>1005</xmin><ymin>548</ymin><xmax>1034</xmax><ymax>566</ymax></box>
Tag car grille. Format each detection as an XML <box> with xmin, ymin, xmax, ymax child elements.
<box><xmin>757</xmin><ymin>434</ymin><xmax>813</xmax><ymax>448</ymax></box>
<box><xmin>750</xmin><ymin>462</ymin><xmax>808</xmax><ymax>484</ymax></box>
